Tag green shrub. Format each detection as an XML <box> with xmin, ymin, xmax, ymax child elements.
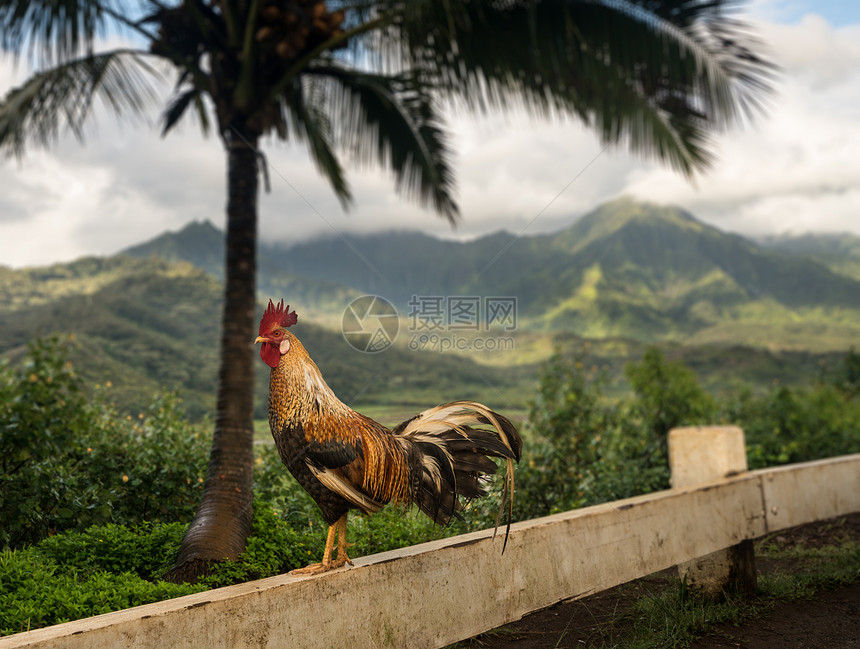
<box><xmin>513</xmin><ymin>353</ymin><xmax>608</xmax><ymax>519</ymax></box>
<box><xmin>727</xmin><ymin>383</ymin><xmax>860</xmax><ymax>469</ymax></box>
<box><xmin>513</xmin><ymin>348</ymin><xmax>710</xmax><ymax>520</ymax></box>
<box><xmin>83</xmin><ymin>391</ymin><xmax>209</xmax><ymax>526</ymax></box>
<box><xmin>348</xmin><ymin>505</ymin><xmax>455</xmax><ymax>556</ymax></box>
<box><xmin>829</xmin><ymin>346</ymin><xmax>860</xmax><ymax>397</ymax></box>
<box><xmin>34</xmin><ymin>522</ymin><xmax>189</xmax><ymax>581</ymax></box>
<box><xmin>0</xmin><ymin>337</ymin><xmax>209</xmax><ymax>549</ymax></box>
<box><xmin>625</xmin><ymin>347</ymin><xmax>717</xmax><ymax>441</ymax></box>
<box><xmin>0</xmin><ymin>337</ymin><xmax>99</xmax><ymax>548</ymax></box>
<box><xmin>514</xmin><ymin>345</ymin><xmax>860</xmax><ymax>523</ymax></box>
<box><xmin>0</xmin><ymin>527</ymin><xmax>204</xmax><ymax>637</ymax></box>
<box><xmin>1</xmin><ymin>507</ymin><xmax>320</xmax><ymax>635</ymax></box>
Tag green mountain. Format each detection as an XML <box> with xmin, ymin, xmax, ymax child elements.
<box><xmin>0</xmin><ymin>257</ymin><xmax>526</xmax><ymax>419</ymax></box>
<box><xmin>122</xmin><ymin>220</ymin><xmax>225</xmax><ymax>277</ymax></box>
<box><xmin>758</xmin><ymin>232</ymin><xmax>860</xmax><ymax>282</ymax></box>
<box><xmin>4</xmin><ymin>199</ymin><xmax>857</xmax><ymax>421</ymax></box>
<box><xmin>130</xmin><ymin>198</ymin><xmax>860</xmax><ymax>350</ymax></box>
<box><xmin>123</xmin><ymin>220</ymin><xmax>361</xmax><ymax>324</ymax></box>
<box><xmin>525</xmin><ymin>200</ymin><xmax>860</xmax><ymax>344</ymax></box>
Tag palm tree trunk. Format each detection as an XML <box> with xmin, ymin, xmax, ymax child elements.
<box><xmin>166</xmin><ymin>127</ymin><xmax>260</xmax><ymax>583</ymax></box>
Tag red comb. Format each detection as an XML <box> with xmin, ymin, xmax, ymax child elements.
<box><xmin>259</xmin><ymin>299</ymin><xmax>298</xmax><ymax>335</ymax></box>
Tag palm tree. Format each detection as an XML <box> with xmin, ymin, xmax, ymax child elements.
<box><xmin>0</xmin><ymin>0</ymin><xmax>771</xmax><ymax>582</ymax></box>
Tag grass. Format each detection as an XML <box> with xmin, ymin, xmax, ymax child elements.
<box><xmin>579</xmin><ymin>532</ymin><xmax>860</xmax><ymax>649</ymax></box>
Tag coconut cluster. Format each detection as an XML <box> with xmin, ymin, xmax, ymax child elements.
<box><xmin>150</xmin><ymin>1</ymin><xmax>347</xmax><ymax>65</ymax></box>
<box><xmin>256</xmin><ymin>0</ymin><xmax>346</xmax><ymax>61</ymax></box>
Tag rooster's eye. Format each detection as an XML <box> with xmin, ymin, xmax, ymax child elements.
<box><xmin>272</xmin><ymin>331</ymin><xmax>281</xmax><ymax>337</ymax></box>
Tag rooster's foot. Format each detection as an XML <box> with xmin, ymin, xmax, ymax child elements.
<box><xmin>290</xmin><ymin>557</ymin><xmax>352</xmax><ymax>575</ymax></box>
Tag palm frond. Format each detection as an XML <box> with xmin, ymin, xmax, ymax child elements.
<box><xmin>358</xmin><ymin>0</ymin><xmax>774</xmax><ymax>176</ymax></box>
<box><xmin>162</xmin><ymin>87</ymin><xmax>198</xmax><ymax>136</ymax></box>
<box><xmin>281</xmin><ymin>77</ymin><xmax>352</xmax><ymax>206</ymax></box>
<box><xmin>0</xmin><ymin>0</ymin><xmax>119</xmax><ymax>65</ymax></box>
<box><xmin>0</xmin><ymin>48</ymin><xmax>161</xmax><ymax>158</ymax></box>
<box><xmin>305</xmin><ymin>64</ymin><xmax>458</xmax><ymax>222</ymax></box>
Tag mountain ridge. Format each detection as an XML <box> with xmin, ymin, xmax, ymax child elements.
<box><xmin>118</xmin><ymin>198</ymin><xmax>860</xmax><ymax>347</ymax></box>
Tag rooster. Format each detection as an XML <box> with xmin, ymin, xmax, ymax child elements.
<box><xmin>255</xmin><ymin>299</ymin><xmax>522</xmax><ymax>574</ymax></box>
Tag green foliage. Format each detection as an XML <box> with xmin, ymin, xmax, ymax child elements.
<box><xmin>515</xmin><ymin>347</ymin><xmax>715</xmax><ymax>520</ymax></box>
<box><xmin>727</xmin><ymin>383</ymin><xmax>860</xmax><ymax>469</ymax></box>
<box><xmin>514</xmin><ymin>354</ymin><xmax>609</xmax><ymax>518</ymax></box>
<box><xmin>0</xmin><ymin>337</ymin><xmax>209</xmax><ymax>549</ymax></box>
<box><xmin>830</xmin><ymin>346</ymin><xmax>860</xmax><ymax>397</ymax></box>
<box><xmin>625</xmin><ymin>348</ymin><xmax>717</xmax><ymax>440</ymax></box>
<box><xmin>515</xmin><ymin>345</ymin><xmax>859</xmax><ymax>524</ymax></box>
<box><xmin>35</xmin><ymin>522</ymin><xmax>189</xmax><ymax>581</ymax></box>
<box><xmin>0</xmin><ymin>336</ymin><xmax>95</xmax><ymax>547</ymax></box>
<box><xmin>348</xmin><ymin>506</ymin><xmax>454</xmax><ymax>557</ymax></box>
<box><xmin>516</xmin><ymin>353</ymin><xmax>684</xmax><ymax>518</ymax></box>
<box><xmin>0</xmin><ymin>523</ymin><xmax>204</xmax><ymax>637</ymax></box>
<box><xmin>92</xmin><ymin>391</ymin><xmax>209</xmax><ymax>525</ymax></box>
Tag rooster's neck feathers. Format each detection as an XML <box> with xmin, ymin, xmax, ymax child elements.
<box><xmin>268</xmin><ymin>332</ymin><xmax>354</xmax><ymax>430</ymax></box>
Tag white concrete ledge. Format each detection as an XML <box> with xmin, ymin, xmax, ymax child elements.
<box><xmin>2</xmin><ymin>454</ymin><xmax>858</xmax><ymax>649</ymax></box>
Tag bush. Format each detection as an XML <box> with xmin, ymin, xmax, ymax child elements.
<box><xmin>829</xmin><ymin>346</ymin><xmax>860</xmax><ymax>397</ymax></box>
<box><xmin>34</xmin><ymin>522</ymin><xmax>189</xmax><ymax>581</ymax></box>
<box><xmin>0</xmin><ymin>337</ymin><xmax>209</xmax><ymax>549</ymax></box>
<box><xmin>0</xmin><ymin>523</ymin><xmax>204</xmax><ymax>636</ymax></box>
<box><xmin>0</xmin><ymin>336</ymin><xmax>98</xmax><ymax>548</ymax></box>
<box><xmin>727</xmin><ymin>383</ymin><xmax>860</xmax><ymax>469</ymax></box>
<box><xmin>513</xmin><ymin>353</ymin><xmax>609</xmax><ymax>519</ymax></box>
<box><xmin>513</xmin><ymin>348</ymin><xmax>714</xmax><ymax>520</ymax></box>
<box><xmin>84</xmin><ymin>391</ymin><xmax>210</xmax><ymax>526</ymax></box>
<box><xmin>624</xmin><ymin>347</ymin><xmax>717</xmax><ymax>441</ymax></box>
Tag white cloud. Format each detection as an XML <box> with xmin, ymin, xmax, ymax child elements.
<box><xmin>622</xmin><ymin>17</ymin><xmax>860</xmax><ymax>237</ymax></box>
<box><xmin>2</xmin><ymin>6</ymin><xmax>860</xmax><ymax>268</ymax></box>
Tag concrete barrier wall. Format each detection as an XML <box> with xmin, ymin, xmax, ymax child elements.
<box><xmin>2</xmin><ymin>453</ymin><xmax>858</xmax><ymax>649</ymax></box>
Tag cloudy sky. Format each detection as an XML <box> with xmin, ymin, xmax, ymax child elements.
<box><xmin>1</xmin><ymin>0</ymin><xmax>859</xmax><ymax>269</ymax></box>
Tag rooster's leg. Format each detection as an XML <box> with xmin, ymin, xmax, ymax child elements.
<box><xmin>290</xmin><ymin>514</ymin><xmax>352</xmax><ymax>575</ymax></box>
<box><xmin>334</xmin><ymin>514</ymin><xmax>354</xmax><ymax>566</ymax></box>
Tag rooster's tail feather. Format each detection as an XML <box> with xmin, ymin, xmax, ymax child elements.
<box><xmin>395</xmin><ymin>401</ymin><xmax>522</xmax><ymax>545</ymax></box>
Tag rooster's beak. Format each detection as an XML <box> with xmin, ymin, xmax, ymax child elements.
<box><xmin>254</xmin><ymin>336</ymin><xmax>266</xmax><ymax>344</ymax></box>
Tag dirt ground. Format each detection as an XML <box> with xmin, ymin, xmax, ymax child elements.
<box><xmin>457</xmin><ymin>512</ymin><xmax>860</xmax><ymax>649</ymax></box>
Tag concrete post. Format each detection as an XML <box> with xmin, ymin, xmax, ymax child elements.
<box><xmin>668</xmin><ymin>426</ymin><xmax>757</xmax><ymax>598</ymax></box>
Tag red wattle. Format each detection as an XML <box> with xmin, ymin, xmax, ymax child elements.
<box><xmin>260</xmin><ymin>342</ymin><xmax>281</xmax><ymax>368</ymax></box>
